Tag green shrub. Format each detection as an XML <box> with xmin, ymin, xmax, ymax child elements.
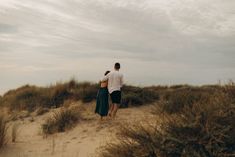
<box><xmin>121</xmin><ymin>85</ymin><xmax>159</xmax><ymax>107</ymax></box>
<box><xmin>170</xmin><ymin>84</ymin><xmax>190</xmax><ymax>89</ymax></box>
<box><xmin>42</xmin><ymin>107</ymin><xmax>81</xmax><ymax>135</ymax></box>
<box><xmin>50</xmin><ymin>84</ymin><xmax>71</xmax><ymax>107</ymax></box>
<box><xmin>73</xmin><ymin>82</ymin><xmax>99</xmax><ymax>103</ymax></box>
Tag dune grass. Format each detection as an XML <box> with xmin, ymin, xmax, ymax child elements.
<box><xmin>121</xmin><ymin>85</ymin><xmax>160</xmax><ymax>107</ymax></box>
<box><xmin>11</xmin><ymin>122</ymin><xmax>20</xmax><ymax>143</ymax></box>
<box><xmin>99</xmin><ymin>85</ymin><xmax>235</xmax><ymax>157</ymax></box>
<box><xmin>42</xmin><ymin>107</ymin><xmax>82</xmax><ymax>135</ymax></box>
<box><xmin>0</xmin><ymin>80</ymin><xmax>99</xmax><ymax>112</ymax></box>
<box><xmin>0</xmin><ymin>80</ymin><xmax>159</xmax><ymax>112</ymax></box>
<box><xmin>0</xmin><ymin>113</ymin><xmax>7</xmax><ymax>148</ymax></box>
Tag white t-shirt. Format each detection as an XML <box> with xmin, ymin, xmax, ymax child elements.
<box><xmin>101</xmin><ymin>70</ymin><xmax>124</xmax><ymax>94</ymax></box>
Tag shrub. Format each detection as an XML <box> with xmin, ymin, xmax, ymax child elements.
<box><xmin>35</xmin><ymin>107</ymin><xmax>50</xmax><ymax>116</ymax></box>
<box><xmin>42</xmin><ymin>107</ymin><xmax>81</xmax><ymax>135</ymax></box>
<box><xmin>161</xmin><ymin>87</ymin><xmax>217</xmax><ymax>114</ymax></box>
<box><xmin>2</xmin><ymin>85</ymin><xmax>51</xmax><ymax>112</ymax></box>
<box><xmin>73</xmin><ymin>82</ymin><xmax>99</xmax><ymax>103</ymax></box>
<box><xmin>0</xmin><ymin>114</ymin><xmax>7</xmax><ymax>148</ymax></box>
<box><xmin>99</xmin><ymin>92</ymin><xmax>235</xmax><ymax>157</ymax></box>
<box><xmin>14</xmin><ymin>87</ymin><xmax>41</xmax><ymax>111</ymax></box>
<box><xmin>121</xmin><ymin>85</ymin><xmax>159</xmax><ymax>107</ymax></box>
<box><xmin>0</xmin><ymin>96</ymin><xmax>2</xmax><ymax>106</ymax></box>
<box><xmin>223</xmin><ymin>84</ymin><xmax>235</xmax><ymax>103</ymax></box>
<box><xmin>50</xmin><ymin>84</ymin><xmax>71</xmax><ymax>107</ymax></box>
<box><xmin>1</xmin><ymin>81</ymin><xmax>100</xmax><ymax>112</ymax></box>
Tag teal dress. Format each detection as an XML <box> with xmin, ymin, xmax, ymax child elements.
<box><xmin>95</xmin><ymin>87</ymin><xmax>109</xmax><ymax>116</ymax></box>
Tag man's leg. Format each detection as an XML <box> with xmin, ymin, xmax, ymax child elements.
<box><xmin>111</xmin><ymin>103</ymin><xmax>119</xmax><ymax>118</ymax></box>
<box><xmin>112</xmin><ymin>91</ymin><xmax>121</xmax><ymax>118</ymax></box>
<box><xmin>108</xmin><ymin>103</ymin><xmax>114</xmax><ymax>117</ymax></box>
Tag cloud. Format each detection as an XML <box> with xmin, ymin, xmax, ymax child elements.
<box><xmin>0</xmin><ymin>0</ymin><xmax>235</xmax><ymax>94</ymax></box>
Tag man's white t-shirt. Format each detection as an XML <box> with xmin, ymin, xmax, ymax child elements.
<box><xmin>101</xmin><ymin>70</ymin><xmax>124</xmax><ymax>94</ymax></box>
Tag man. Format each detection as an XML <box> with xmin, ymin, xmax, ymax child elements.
<box><xmin>101</xmin><ymin>62</ymin><xmax>124</xmax><ymax>118</ymax></box>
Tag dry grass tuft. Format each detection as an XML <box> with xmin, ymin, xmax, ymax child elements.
<box><xmin>0</xmin><ymin>80</ymin><xmax>99</xmax><ymax>112</ymax></box>
<box><xmin>99</xmin><ymin>90</ymin><xmax>235</xmax><ymax>157</ymax></box>
<box><xmin>0</xmin><ymin>113</ymin><xmax>8</xmax><ymax>148</ymax></box>
<box><xmin>42</xmin><ymin>107</ymin><xmax>82</xmax><ymax>135</ymax></box>
<box><xmin>11</xmin><ymin>122</ymin><xmax>19</xmax><ymax>142</ymax></box>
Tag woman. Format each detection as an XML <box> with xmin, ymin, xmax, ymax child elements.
<box><xmin>95</xmin><ymin>71</ymin><xmax>110</xmax><ymax>120</ymax></box>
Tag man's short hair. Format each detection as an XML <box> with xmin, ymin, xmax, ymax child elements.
<box><xmin>114</xmin><ymin>62</ymin><xmax>120</xmax><ymax>70</ymax></box>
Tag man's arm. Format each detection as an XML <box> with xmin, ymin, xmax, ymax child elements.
<box><xmin>100</xmin><ymin>74</ymin><xmax>109</xmax><ymax>82</ymax></box>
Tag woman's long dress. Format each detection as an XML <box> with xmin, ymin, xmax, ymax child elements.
<box><xmin>95</xmin><ymin>87</ymin><xmax>109</xmax><ymax>116</ymax></box>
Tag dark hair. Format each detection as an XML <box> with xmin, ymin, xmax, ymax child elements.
<box><xmin>114</xmin><ymin>62</ymin><xmax>120</xmax><ymax>70</ymax></box>
<box><xmin>104</xmin><ymin>71</ymin><xmax>110</xmax><ymax>76</ymax></box>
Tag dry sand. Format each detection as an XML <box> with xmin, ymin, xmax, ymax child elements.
<box><xmin>0</xmin><ymin>103</ymin><xmax>154</xmax><ymax>157</ymax></box>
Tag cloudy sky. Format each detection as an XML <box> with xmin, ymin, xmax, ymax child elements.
<box><xmin>0</xmin><ymin>0</ymin><xmax>235</xmax><ymax>94</ymax></box>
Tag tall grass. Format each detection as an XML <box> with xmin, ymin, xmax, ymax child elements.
<box><xmin>12</xmin><ymin>123</ymin><xmax>19</xmax><ymax>143</ymax></box>
<box><xmin>160</xmin><ymin>86</ymin><xmax>223</xmax><ymax>114</ymax></box>
<box><xmin>0</xmin><ymin>113</ymin><xmax>7</xmax><ymax>148</ymax></box>
<box><xmin>42</xmin><ymin>107</ymin><xmax>82</xmax><ymax>135</ymax></box>
<box><xmin>0</xmin><ymin>80</ymin><xmax>160</xmax><ymax>112</ymax></box>
<box><xmin>121</xmin><ymin>85</ymin><xmax>160</xmax><ymax>107</ymax></box>
<box><xmin>0</xmin><ymin>80</ymin><xmax>99</xmax><ymax>112</ymax></box>
<box><xmin>99</xmin><ymin>88</ymin><xmax>235</xmax><ymax>157</ymax></box>
<box><xmin>0</xmin><ymin>96</ymin><xmax>2</xmax><ymax>106</ymax></box>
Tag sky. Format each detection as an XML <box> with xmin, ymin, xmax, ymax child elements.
<box><xmin>0</xmin><ymin>0</ymin><xmax>235</xmax><ymax>95</ymax></box>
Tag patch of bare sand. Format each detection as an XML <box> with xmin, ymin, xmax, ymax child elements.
<box><xmin>0</xmin><ymin>103</ymin><xmax>155</xmax><ymax>157</ymax></box>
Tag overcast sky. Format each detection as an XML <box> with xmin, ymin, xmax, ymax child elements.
<box><xmin>0</xmin><ymin>0</ymin><xmax>235</xmax><ymax>94</ymax></box>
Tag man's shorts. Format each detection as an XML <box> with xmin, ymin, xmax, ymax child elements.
<box><xmin>110</xmin><ymin>91</ymin><xmax>121</xmax><ymax>104</ymax></box>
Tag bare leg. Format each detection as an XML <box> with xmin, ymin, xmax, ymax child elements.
<box><xmin>111</xmin><ymin>103</ymin><xmax>119</xmax><ymax>118</ymax></box>
<box><xmin>108</xmin><ymin>104</ymin><xmax>114</xmax><ymax>117</ymax></box>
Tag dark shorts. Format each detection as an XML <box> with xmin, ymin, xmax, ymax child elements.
<box><xmin>110</xmin><ymin>91</ymin><xmax>121</xmax><ymax>104</ymax></box>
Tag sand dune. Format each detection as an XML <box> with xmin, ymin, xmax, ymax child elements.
<box><xmin>0</xmin><ymin>103</ymin><xmax>153</xmax><ymax>157</ymax></box>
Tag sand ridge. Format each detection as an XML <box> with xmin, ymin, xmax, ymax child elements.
<box><xmin>0</xmin><ymin>103</ymin><xmax>153</xmax><ymax>157</ymax></box>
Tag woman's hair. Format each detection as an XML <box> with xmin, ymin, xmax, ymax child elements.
<box><xmin>104</xmin><ymin>71</ymin><xmax>110</xmax><ymax>76</ymax></box>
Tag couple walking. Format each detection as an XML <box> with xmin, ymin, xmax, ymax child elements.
<box><xmin>95</xmin><ymin>62</ymin><xmax>124</xmax><ymax>120</ymax></box>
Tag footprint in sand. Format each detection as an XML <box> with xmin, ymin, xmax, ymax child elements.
<box><xmin>71</xmin><ymin>137</ymin><xmax>77</xmax><ymax>140</ymax></box>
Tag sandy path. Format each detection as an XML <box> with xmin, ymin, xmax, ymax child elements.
<box><xmin>0</xmin><ymin>104</ymin><xmax>153</xmax><ymax>157</ymax></box>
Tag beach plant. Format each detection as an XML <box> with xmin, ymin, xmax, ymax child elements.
<box><xmin>0</xmin><ymin>113</ymin><xmax>7</xmax><ymax>148</ymax></box>
<box><xmin>99</xmin><ymin>92</ymin><xmax>235</xmax><ymax>157</ymax></box>
<box><xmin>12</xmin><ymin>122</ymin><xmax>20</xmax><ymax>142</ymax></box>
<box><xmin>42</xmin><ymin>107</ymin><xmax>81</xmax><ymax>135</ymax></box>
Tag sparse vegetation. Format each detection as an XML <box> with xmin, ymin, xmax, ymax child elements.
<box><xmin>11</xmin><ymin>123</ymin><xmax>19</xmax><ymax>143</ymax></box>
<box><xmin>35</xmin><ymin>107</ymin><xmax>50</xmax><ymax>116</ymax></box>
<box><xmin>1</xmin><ymin>79</ymin><xmax>235</xmax><ymax>156</ymax></box>
<box><xmin>0</xmin><ymin>80</ymin><xmax>160</xmax><ymax>112</ymax></box>
<box><xmin>121</xmin><ymin>85</ymin><xmax>160</xmax><ymax>107</ymax></box>
<box><xmin>0</xmin><ymin>80</ymin><xmax>99</xmax><ymax>112</ymax></box>
<box><xmin>0</xmin><ymin>113</ymin><xmax>7</xmax><ymax>148</ymax></box>
<box><xmin>0</xmin><ymin>96</ymin><xmax>3</xmax><ymax>106</ymax></box>
<box><xmin>73</xmin><ymin>82</ymin><xmax>99</xmax><ymax>103</ymax></box>
<box><xmin>99</xmin><ymin>85</ymin><xmax>235</xmax><ymax>157</ymax></box>
<box><xmin>42</xmin><ymin>107</ymin><xmax>82</xmax><ymax>135</ymax></box>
